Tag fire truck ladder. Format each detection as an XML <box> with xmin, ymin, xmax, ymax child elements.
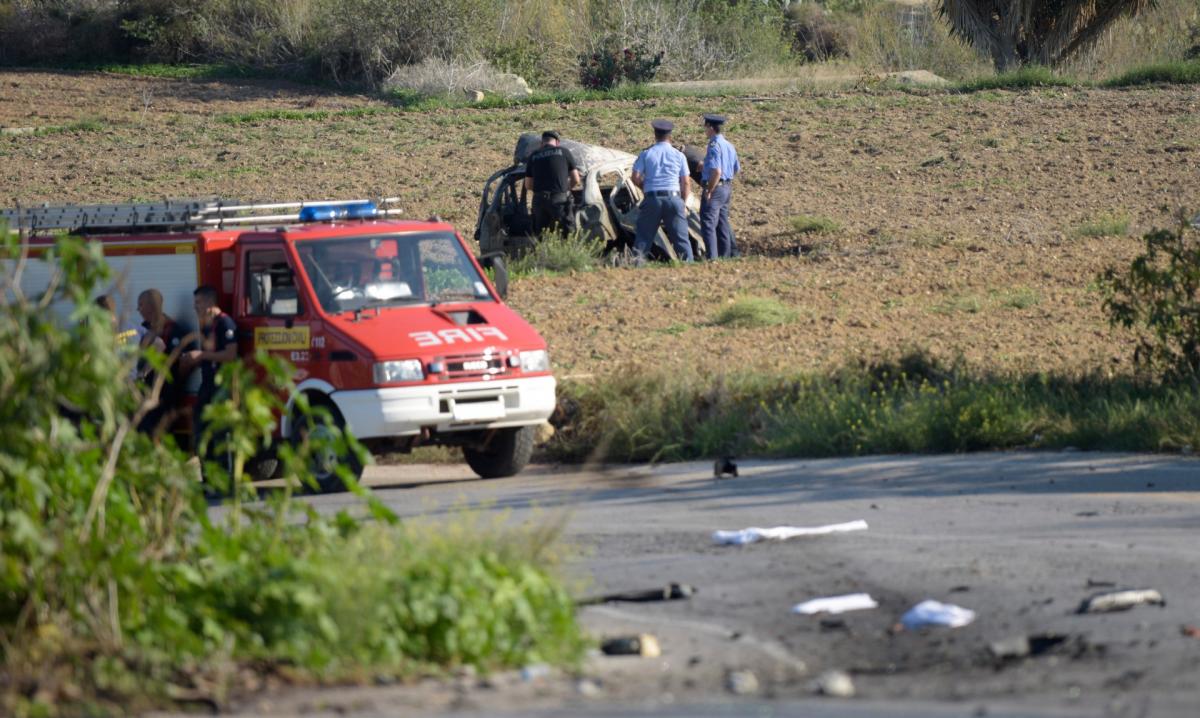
<box><xmin>1</xmin><ymin>197</ymin><xmax>403</xmax><ymax>233</ymax></box>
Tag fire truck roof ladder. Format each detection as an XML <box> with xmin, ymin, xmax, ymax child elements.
<box><xmin>2</xmin><ymin>197</ymin><xmax>403</xmax><ymax>233</ymax></box>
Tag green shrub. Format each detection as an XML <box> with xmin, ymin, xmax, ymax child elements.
<box><xmin>790</xmin><ymin>214</ymin><xmax>840</xmax><ymax>234</ymax></box>
<box><xmin>1105</xmin><ymin>60</ymin><xmax>1200</xmax><ymax>86</ymax></box>
<box><xmin>1073</xmin><ymin>213</ymin><xmax>1130</xmax><ymax>238</ymax></box>
<box><xmin>579</xmin><ymin>41</ymin><xmax>663</xmax><ymax>90</ymax></box>
<box><xmin>711</xmin><ymin>297</ymin><xmax>798</xmax><ymax>328</ymax></box>
<box><xmin>1099</xmin><ymin>213</ymin><xmax>1200</xmax><ymax>378</ymax></box>
<box><xmin>955</xmin><ymin>66</ymin><xmax>1078</xmax><ymax>92</ymax></box>
<box><xmin>0</xmin><ymin>232</ymin><xmax>583</xmax><ymax>715</ymax></box>
<box><xmin>510</xmin><ymin>230</ymin><xmax>605</xmax><ymax>276</ymax></box>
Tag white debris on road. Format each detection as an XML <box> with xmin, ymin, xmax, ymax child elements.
<box><xmin>793</xmin><ymin>593</ymin><xmax>880</xmax><ymax>615</ymax></box>
<box><xmin>900</xmin><ymin>599</ymin><xmax>976</xmax><ymax>629</ymax></box>
<box><xmin>712</xmin><ymin>520</ymin><xmax>869</xmax><ymax>546</ymax></box>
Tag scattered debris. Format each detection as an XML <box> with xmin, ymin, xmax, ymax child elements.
<box><xmin>889</xmin><ymin>70</ymin><xmax>951</xmax><ymax>87</ymax></box>
<box><xmin>601</xmin><ymin>634</ymin><xmax>661</xmax><ymax>658</ymax></box>
<box><xmin>1087</xmin><ymin>578</ymin><xmax>1117</xmax><ymax>588</ymax></box>
<box><xmin>713</xmin><ymin>456</ymin><xmax>739</xmax><ymax>479</ymax></box>
<box><xmin>820</xmin><ymin>617</ymin><xmax>849</xmax><ymax>633</ymax></box>
<box><xmin>576</xmin><ymin>678</ymin><xmax>602</xmax><ymax>697</ymax></box>
<box><xmin>900</xmin><ymin>599</ymin><xmax>976</xmax><ymax>630</ymax></box>
<box><xmin>1075</xmin><ymin>511</ymin><xmax>1100</xmax><ymax>517</ymax></box>
<box><xmin>1077</xmin><ymin>588</ymin><xmax>1165</xmax><ymax>614</ymax></box>
<box><xmin>793</xmin><ymin>593</ymin><xmax>879</xmax><ymax>616</ymax></box>
<box><xmin>949</xmin><ymin>585</ymin><xmax>971</xmax><ymax>593</ymax></box>
<box><xmin>813</xmin><ymin>670</ymin><xmax>856</xmax><ymax>698</ymax></box>
<box><xmin>578</xmin><ymin>582</ymin><xmax>696</xmax><ymax>606</ymax></box>
<box><xmin>1180</xmin><ymin>625</ymin><xmax>1200</xmax><ymax>639</ymax></box>
<box><xmin>712</xmin><ymin>520</ymin><xmax>868</xmax><ymax>546</ymax></box>
<box><xmin>726</xmin><ymin>669</ymin><xmax>759</xmax><ymax>695</ymax></box>
<box><xmin>988</xmin><ymin>633</ymin><xmax>1070</xmax><ymax>661</ymax></box>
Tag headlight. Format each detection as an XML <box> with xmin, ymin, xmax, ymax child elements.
<box><xmin>519</xmin><ymin>349</ymin><xmax>550</xmax><ymax>373</ymax></box>
<box><xmin>373</xmin><ymin>359</ymin><xmax>424</xmax><ymax>384</ymax></box>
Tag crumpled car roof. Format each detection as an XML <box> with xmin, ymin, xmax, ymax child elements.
<box><xmin>513</xmin><ymin>133</ymin><xmax>636</xmax><ymax>174</ymax></box>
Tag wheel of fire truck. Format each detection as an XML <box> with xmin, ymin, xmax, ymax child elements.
<box><xmin>462</xmin><ymin>425</ymin><xmax>536</xmax><ymax>479</ymax></box>
<box><xmin>291</xmin><ymin>398</ymin><xmax>363</xmax><ymax>493</ymax></box>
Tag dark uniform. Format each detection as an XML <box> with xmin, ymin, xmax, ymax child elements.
<box><xmin>525</xmin><ymin>132</ymin><xmax>579</xmax><ymax>236</ymax></box>
<box><xmin>136</xmin><ymin>315</ymin><xmax>194</xmax><ymax>436</ymax></box>
<box><xmin>195</xmin><ymin>312</ymin><xmax>236</xmax><ymax>466</ymax></box>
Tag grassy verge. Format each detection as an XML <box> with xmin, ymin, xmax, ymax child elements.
<box><xmin>546</xmin><ymin>354</ymin><xmax>1200</xmax><ymax>463</ymax></box>
<box><xmin>1104</xmin><ymin>60</ymin><xmax>1200</xmax><ymax>87</ymax></box>
<box><xmin>954</xmin><ymin>66</ymin><xmax>1079</xmax><ymax>93</ymax></box>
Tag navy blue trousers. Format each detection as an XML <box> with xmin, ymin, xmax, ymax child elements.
<box><xmin>634</xmin><ymin>193</ymin><xmax>693</xmax><ymax>262</ymax></box>
<box><xmin>701</xmin><ymin>183</ymin><xmax>736</xmax><ymax>259</ymax></box>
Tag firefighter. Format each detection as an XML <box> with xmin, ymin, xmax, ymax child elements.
<box><xmin>184</xmin><ymin>285</ymin><xmax>237</xmax><ymax>474</ymax></box>
<box><xmin>523</xmin><ymin>130</ymin><xmax>581</xmax><ymax>236</ymax></box>
<box><xmin>699</xmin><ymin>113</ymin><xmax>740</xmax><ymax>260</ymax></box>
<box><xmin>135</xmin><ymin>288</ymin><xmax>192</xmax><ymax>437</ymax></box>
<box><xmin>631</xmin><ymin>119</ymin><xmax>692</xmax><ymax>262</ymax></box>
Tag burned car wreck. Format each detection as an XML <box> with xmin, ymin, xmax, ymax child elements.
<box><xmin>475</xmin><ymin>133</ymin><xmax>708</xmax><ymax>261</ymax></box>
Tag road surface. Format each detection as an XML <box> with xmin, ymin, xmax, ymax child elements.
<box><xmin>228</xmin><ymin>452</ymin><xmax>1200</xmax><ymax>718</ymax></box>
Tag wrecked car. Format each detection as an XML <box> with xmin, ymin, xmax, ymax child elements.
<box><xmin>475</xmin><ymin>133</ymin><xmax>708</xmax><ymax>261</ymax></box>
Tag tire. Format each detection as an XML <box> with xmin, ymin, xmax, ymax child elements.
<box><xmin>463</xmin><ymin>426</ymin><xmax>536</xmax><ymax>479</ymax></box>
<box><xmin>292</xmin><ymin>400</ymin><xmax>363</xmax><ymax>494</ymax></box>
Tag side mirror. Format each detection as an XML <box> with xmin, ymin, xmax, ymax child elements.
<box><xmin>478</xmin><ymin>253</ymin><xmax>509</xmax><ymax>300</ymax></box>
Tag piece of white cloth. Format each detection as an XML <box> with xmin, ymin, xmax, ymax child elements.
<box><xmin>900</xmin><ymin>599</ymin><xmax>976</xmax><ymax>629</ymax></box>
<box><xmin>712</xmin><ymin>520</ymin><xmax>868</xmax><ymax>546</ymax></box>
<box><xmin>793</xmin><ymin>593</ymin><xmax>879</xmax><ymax>615</ymax></box>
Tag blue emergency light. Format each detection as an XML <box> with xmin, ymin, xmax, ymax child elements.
<box><xmin>298</xmin><ymin>200</ymin><xmax>378</xmax><ymax>222</ymax></box>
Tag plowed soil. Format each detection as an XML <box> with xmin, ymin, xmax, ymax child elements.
<box><xmin>3</xmin><ymin>70</ymin><xmax>1198</xmax><ymax>376</ymax></box>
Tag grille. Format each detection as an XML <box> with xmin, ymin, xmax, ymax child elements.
<box><xmin>441</xmin><ymin>351</ymin><xmax>509</xmax><ymax>380</ymax></box>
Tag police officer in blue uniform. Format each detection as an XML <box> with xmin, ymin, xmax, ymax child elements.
<box><xmin>632</xmin><ymin>119</ymin><xmax>693</xmax><ymax>262</ymax></box>
<box><xmin>700</xmin><ymin>114</ymin><xmax>740</xmax><ymax>259</ymax></box>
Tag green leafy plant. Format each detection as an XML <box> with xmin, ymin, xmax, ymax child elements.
<box><xmin>0</xmin><ymin>231</ymin><xmax>583</xmax><ymax>715</ymax></box>
<box><xmin>578</xmin><ymin>41</ymin><xmax>663</xmax><ymax>90</ymax></box>
<box><xmin>1099</xmin><ymin>212</ymin><xmax>1200</xmax><ymax>378</ymax></box>
<box><xmin>510</xmin><ymin>230</ymin><xmax>605</xmax><ymax>276</ymax></box>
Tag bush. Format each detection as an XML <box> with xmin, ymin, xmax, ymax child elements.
<box><xmin>786</xmin><ymin>4</ymin><xmax>856</xmax><ymax>62</ymax></box>
<box><xmin>790</xmin><ymin>214</ymin><xmax>841</xmax><ymax>234</ymax></box>
<box><xmin>510</xmin><ymin>230</ymin><xmax>606</xmax><ymax>276</ymax></box>
<box><xmin>0</xmin><ymin>232</ymin><xmax>584</xmax><ymax>714</ymax></box>
<box><xmin>384</xmin><ymin>58</ymin><xmax>528</xmax><ymax>100</ymax></box>
<box><xmin>1104</xmin><ymin>60</ymin><xmax>1200</xmax><ymax>87</ymax></box>
<box><xmin>579</xmin><ymin>41</ymin><xmax>662</xmax><ymax>90</ymax></box>
<box><xmin>711</xmin><ymin>297</ymin><xmax>798</xmax><ymax>328</ymax></box>
<box><xmin>1099</xmin><ymin>213</ymin><xmax>1200</xmax><ymax>379</ymax></box>
<box><xmin>847</xmin><ymin>1</ymin><xmax>990</xmax><ymax>80</ymax></box>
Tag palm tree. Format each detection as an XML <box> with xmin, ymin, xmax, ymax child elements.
<box><xmin>939</xmin><ymin>0</ymin><xmax>1156</xmax><ymax>71</ymax></box>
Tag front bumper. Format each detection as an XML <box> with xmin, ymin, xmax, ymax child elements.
<box><xmin>330</xmin><ymin>375</ymin><xmax>556</xmax><ymax>440</ymax></box>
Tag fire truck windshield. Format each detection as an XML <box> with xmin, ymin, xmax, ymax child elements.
<box><xmin>296</xmin><ymin>232</ymin><xmax>493</xmax><ymax>315</ymax></box>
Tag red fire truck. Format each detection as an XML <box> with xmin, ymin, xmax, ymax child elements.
<box><xmin>3</xmin><ymin>198</ymin><xmax>556</xmax><ymax>489</ymax></box>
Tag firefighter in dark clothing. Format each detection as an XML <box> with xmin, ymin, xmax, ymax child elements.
<box><xmin>182</xmin><ymin>285</ymin><xmax>238</xmax><ymax>473</ymax></box>
<box><xmin>135</xmin><ymin>288</ymin><xmax>194</xmax><ymax>437</ymax></box>
<box><xmin>523</xmin><ymin>130</ymin><xmax>581</xmax><ymax>236</ymax></box>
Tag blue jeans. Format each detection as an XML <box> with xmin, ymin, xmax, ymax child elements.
<box><xmin>701</xmin><ymin>183</ymin><xmax>736</xmax><ymax>259</ymax></box>
<box><xmin>634</xmin><ymin>193</ymin><xmax>693</xmax><ymax>262</ymax></box>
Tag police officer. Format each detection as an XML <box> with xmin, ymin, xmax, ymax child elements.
<box><xmin>524</xmin><ymin>130</ymin><xmax>581</xmax><ymax>236</ymax></box>
<box><xmin>700</xmin><ymin>114</ymin><xmax>741</xmax><ymax>260</ymax></box>
<box><xmin>632</xmin><ymin>119</ymin><xmax>692</xmax><ymax>262</ymax></box>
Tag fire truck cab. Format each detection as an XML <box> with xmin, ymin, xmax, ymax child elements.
<box><xmin>3</xmin><ymin>198</ymin><xmax>556</xmax><ymax>489</ymax></box>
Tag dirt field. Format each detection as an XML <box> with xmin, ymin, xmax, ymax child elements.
<box><xmin>3</xmin><ymin>70</ymin><xmax>1198</xmax><ymax>376</ymax></box>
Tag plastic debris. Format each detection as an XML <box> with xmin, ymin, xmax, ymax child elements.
<box><xmin>578</xmin><ymin>582</ymin><xmax>696</xmax><ymax>606</ymax></box>
<box><xmin>601</xmin><ymin>633</ymin><xmax>661</xmax><ymax>657</ymax></box>
<box><xmin>726</xmin><ymin>669</ymin><xmax>759</xmax><ymax>695</ymax></box>
<box><xmin>813</xmin><ymin>670</ymin><xmax>855</xmax><ymax>698</ymax></box>
<box><xmin>793</xmin><ymin>593</ymin><xmax>879</xmax><ymax>616</ymax></box>
<box><xmin>989</xmin><ymin>633</ymin><xmax>1069</xmax><ymax>660</ymax></box>
<box><xmin>1181</xmin><ymin>625</ymin><xmax>1200</xmax><ymax>639</ymax></box>
<box><xmin>1077</xmin><ymin>588</ymin><xmax>1165</xmax><ymax>614</ymax></box>
<box><xmin>900</xmin><ymin>599</ymin><xmax>976</xmax><ymax>630</ymax></box>
<box><xmin>576</xmin><ymin>678</ymin><xmax>602</xmax><ymax>697</ymax></box>
<box><xmin>712</xmin><ymin>520</ymin><xmax>868</xmax><ymax>546</ymax></box>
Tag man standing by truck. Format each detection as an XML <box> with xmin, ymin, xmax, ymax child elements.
<box><xmin>524</xmin><ymin>130</ymin><xmax>581</xmax><ymax>236</ymax></box>
<box><xmin>184</xmin><ymin>285</ymin><xmax>237</xmax><ymax>472</ymax></box>
<box><xmin>135</xmin><ymin>288</ymin><xmax>192</xmax><ymax>437</ymax></box>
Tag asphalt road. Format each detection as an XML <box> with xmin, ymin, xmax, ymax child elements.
<box><xmin>232</xmin><ymin>452</ymin><xmax>1200</xmax><ymax>718</ymax></box>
